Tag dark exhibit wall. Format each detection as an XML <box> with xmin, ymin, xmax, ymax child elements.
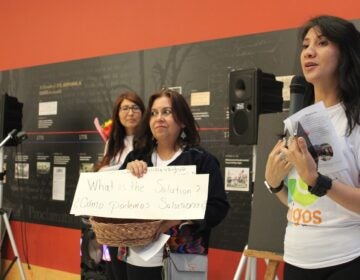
<box><xmin>1</xmin><ymin>26</ymin><xmax>299</xmax><ymax>253</ymax></box>
<box><xmin>1</xmin><ymin>18</ymin><xmax>360</xmax><ymax>256</ymax></box>
<box><xmin>0</xmin><ymin>53</ymin><xmax>146</xmax><ymax>226</ymax></box>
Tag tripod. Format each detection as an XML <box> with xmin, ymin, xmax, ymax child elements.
<box><xmin>233</xmin><ymin>245</ymin><xmax>281</xmax><ymax>280</ymax></box>
<box><xmin>0</xmin><ymin>131</ymin><xmax>27</xmax><ymax>280</ymax></box>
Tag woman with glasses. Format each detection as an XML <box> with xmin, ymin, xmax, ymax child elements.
<box><xmin>95</xmin><ymin>91</ymin><xmax>145</xmax><ymax>279</ymax></box>
<box><xmin>112</xmin><ymin>88</ymin><xmax>229</xmax><ymax>279</ymax></box>
<box><xmin>96</xmin><ymin>91</ymin><xmax>145</xmax><ymax>171</ymax></box>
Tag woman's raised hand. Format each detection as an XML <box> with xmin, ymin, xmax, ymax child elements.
<box><xmin>265</xmin><ymin>139</ymin><xmax>293</xmax><ymax>187</ymax></box>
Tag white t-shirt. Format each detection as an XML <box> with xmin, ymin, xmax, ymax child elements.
<box><xmin>284</xmin><ymin>103</ymin><xmax>360</xmax><ymax>268</ymax></box>
<box><xmin>99</xmin><ymin>135</ymin><xmax>134</xmax><ymax>171</ymax></box>
<box><xmin>98</xmin><ymin>135</ymin><xmax>134</xmax><ymax>261</ymax></box>
<box><xmin>126</xmin><ymin>149</ymin><xmax>183</xmax><ymax>267</ymax></box>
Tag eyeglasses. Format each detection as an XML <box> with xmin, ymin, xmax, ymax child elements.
<box><xmin>150</xmin><ymin>107</ymin><xmax>173</xmax><ymax>118</ymax></box>
<box><xmin>120</xmin><ymin>105</ymin><xmax>141</xmax><ymax>113</ymax></box>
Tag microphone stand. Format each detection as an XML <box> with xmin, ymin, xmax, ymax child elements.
<box><xmin>0</xmin><ymin>132</ymin><xmax>27</xmax><ymax>280</ymax></box>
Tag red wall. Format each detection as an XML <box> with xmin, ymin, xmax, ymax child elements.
<box><xmin>1</xmin><ymin>0</ymin><xmax>360</xmax><ymax>71</ymax></box>
<box><xmin>1</xmin><ymin>1</ymin><xmax>360</xmax><ymax>279</ymax></box>
<box><xmin>3</xmin><ymin>222</ymin><xmax>81</xmax><ymax>273</ymax></box>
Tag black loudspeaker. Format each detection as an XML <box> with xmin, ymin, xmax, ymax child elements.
<box><xmin>229</xmin><ymin>68</ymin><xmax>283</xmax><ymax>145</ymax></box>
<box><xmin>0</xmin><ymin>93</ymin><xmax>23</xmax><ymax>146</ymax></box>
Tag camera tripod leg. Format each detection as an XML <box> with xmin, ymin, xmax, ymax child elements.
<box><xmin>0</xmin><ymin>210</ymin><xmax>26</xmax><ymax>280</ymax></box>
<box><xmin>0</xmin><ymin>133</ymin><xmax>28</xmax><ymax>280</ymax></box>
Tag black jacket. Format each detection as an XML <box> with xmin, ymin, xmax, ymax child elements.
<box><xmin>121</xmin><ymin>146</ymin><xmax>230</xmax><ymax>253</ymax></box>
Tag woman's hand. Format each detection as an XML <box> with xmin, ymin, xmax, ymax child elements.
<box><xmin>287</xmin><ymin>136</ymin><xmax>318</xmax><ymax>186</ymax></box>
<box><xmin>265</xmin><ymin>139</ymin><xmax>292</xmax><ymax>188</ymax></box>
<box><xmin>153</xmin><ymin>220</ymin><xmax>182</xmax><ymax>240</ymax></box>
<box><xmin>126</xmin><ymin>160</ymin><xmax>148</xmax><ymax>178</ymax></box>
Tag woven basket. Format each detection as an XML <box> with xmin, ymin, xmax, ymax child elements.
<box><xmin>89</xmin><ymin>217</ymin><xmax>162</xmax><ymax>247</ymax></box>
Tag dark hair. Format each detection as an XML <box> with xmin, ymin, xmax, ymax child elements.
<box><xmin>300</xmin><ymin>15</ymin><xmax>360</xmax><ymax>134</ymax></box>
<box><xmin>95</xmin><ymin>91</ymin><xmax>145</xmax><ymax>170</ymax></box>
<box><xmin>135</xmin><ymin>88</ymin><xmax>200</xmax><ymax>153</ymax></box>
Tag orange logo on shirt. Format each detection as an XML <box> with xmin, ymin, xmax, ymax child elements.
<box><xmin>287</xmin><ymin>207</ymin><xmax>322</xmax><ymax>225</ymax></box>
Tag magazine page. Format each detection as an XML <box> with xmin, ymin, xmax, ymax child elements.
<box><xmin>283</xmin><ymin>102</ymin><xmax>348</xmax><ymax>174</ymax></box>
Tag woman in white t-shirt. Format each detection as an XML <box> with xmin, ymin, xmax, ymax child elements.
<box><xmin>265</xmin><ymin>15</ymin><xmax>360</xmax><ymax>280</ymax></box>
<box><xmin>95</xmin><ymin>91</ymin><xmax>145</xmax><ymax>280</ymax></box>
<box><xmin>96</xmin><ymin>92</ymin><xmax>145</xmax><ymax>171</ymax></box>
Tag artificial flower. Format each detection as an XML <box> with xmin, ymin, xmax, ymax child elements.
<box><xmin>94</xmin><ymin>117</ymin><xmax>112</xmax><ymax>143</ymax></box>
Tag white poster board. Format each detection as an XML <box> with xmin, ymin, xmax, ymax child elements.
<box><xmin>70</xmin><ymin>166</ymin><xmax>209</xmax><ymax>220</ymax></box>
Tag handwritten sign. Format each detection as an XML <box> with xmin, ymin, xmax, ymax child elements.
<box><xmin>70</xmin><ymin>166</ymin><xmax>209</xmax><ymax>220</ymax></box>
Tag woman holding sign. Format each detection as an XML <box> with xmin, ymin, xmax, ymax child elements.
<box><xmin>112</xmin><ymin>88</ymin><xmax>229</xmax><ymax>279</ymax></box>
<box><xmin>265</xmin><ymin>15</ymin><xmax>360</xmax><ymax>279</ymax></box>
<box><xmin>95</xmin><ymin>91</ymin><xmax>145</xmax><ymax>280</ymax></box>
